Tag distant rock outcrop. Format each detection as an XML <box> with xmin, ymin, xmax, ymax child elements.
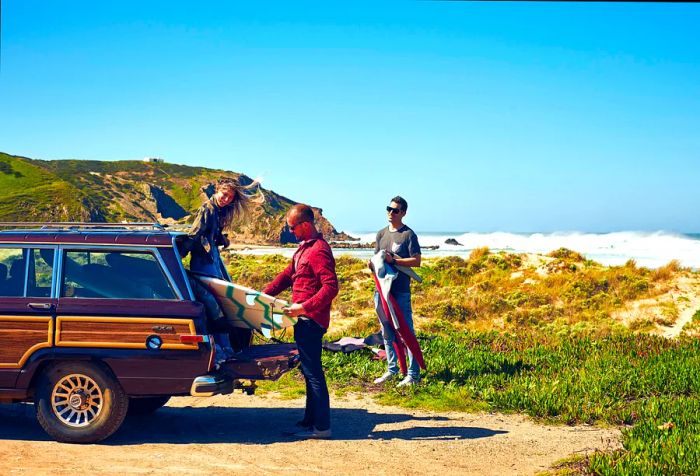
<box><xmin>445</xmin><ymin>238</ymin><xmax>463</xmax><ymax>246</ymax></box>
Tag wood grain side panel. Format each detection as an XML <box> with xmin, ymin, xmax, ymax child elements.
<box><xmin>0</xmin><ymin>317</ymin><xmax>53</xmax><ymax>368</ymax></box>
<box><xmin>1</xmin><ymin>321</ymin><xmax>50</xmax><ymax>331</ymax></box>
<box><xmin>59</xmin><ymin>322</ymin><xmax>188</xmax><ymax>345</ymax></box>
<box><xmin>56</xmin><ymin>317</ymin><xmax>198</xmax><ymax>350</ymax></box>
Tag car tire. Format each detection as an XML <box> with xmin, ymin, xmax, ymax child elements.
<box><xmin>127</xmin><ymin>396</ymin><xmax>170</xmax><ymax>415</ymax></box>
<box><xmin>35</xmin><ymin>361</ymin><xmax>129</xmax><ymax>444</ymax></box>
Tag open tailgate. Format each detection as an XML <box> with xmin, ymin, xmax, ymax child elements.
<box><xmin>220</xmin><ymin>343</ymin><xmax>299</xmax><ymax>381</ymax></box>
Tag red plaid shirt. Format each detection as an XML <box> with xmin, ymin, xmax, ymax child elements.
<box><xmin>263</xmin><ymin>234</ymin><xmax>338</xmax><ymax>329</ymax></box>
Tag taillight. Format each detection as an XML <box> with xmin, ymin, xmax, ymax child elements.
<box><xmin>180</xmin><ymin>335</ymin><xmax>205</xmax><ymax>344</ymax></box>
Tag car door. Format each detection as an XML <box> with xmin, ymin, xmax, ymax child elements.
<box><xmin>0</xmin><ymin>246</ymin><xmax>57</xmax><ymax>388</ymax></box>
<box><xmin>54</xmin><ymin>247</ymin><xmax>211</xmax><ymax>395</ymax></box>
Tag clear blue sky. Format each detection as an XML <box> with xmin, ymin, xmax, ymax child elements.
<box><xmin>1</xmin><ymin>1</ymin><xmax>699</xmax><ymax>233</ymax></box>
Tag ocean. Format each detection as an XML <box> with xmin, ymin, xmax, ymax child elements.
<box><xmin>235</xmin><ymin>231</ymin><xmax>700</xmax><ymax>269</ymax></box>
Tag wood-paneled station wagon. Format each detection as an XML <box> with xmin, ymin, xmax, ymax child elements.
<box><xmin>0</xmin><ymin>222</ymin><xmax>298</xmax><ymax>443</ymax></box>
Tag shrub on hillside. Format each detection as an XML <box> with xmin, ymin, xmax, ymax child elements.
<box><xmin>548</xmin><ymin>247</ymin><xmax>586</xmax><ymax>261</ymax></box>
<box><xmin>653</xmin><ymin>259</ymin><xmax>684</xmax><ymax>281</ymax></box>
<box><xmin>223</xmin><ymin>248</ymin><xmax>681</xmax><ymax>333</ymax></box>
<box><xmin>485</xmin><ymin>252</ymin><xmax>522</xmax><ymax>271</ymax></box>
<box><xmin>469</xmin><ymin>246</ymin><xmax>490</xmax><ymax>262</ymax></box>
<box><xmin>433</xmin><ymin>303</ymin><xmax>474</xmax><ymax>321</ymax></box>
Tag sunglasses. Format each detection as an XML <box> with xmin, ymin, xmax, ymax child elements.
<box><xmin>288</xmin><ymin>221</ymin><xmax>308</xmax><ymax>231</ymax></box>
<box><xmin>386</xmin><ymin>206</ymin><xmax>402</xmax><ymax>215</ymax></box>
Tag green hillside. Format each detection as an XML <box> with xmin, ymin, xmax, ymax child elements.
<box><xmin>0</xmin><ymin>152</ymin><xmax>350</xmax><ymax>244</ymax></box>
<box><xmin>0</xmin><ymin>153</ymin><xmax>94</xmax><ymax>221</ymax></box>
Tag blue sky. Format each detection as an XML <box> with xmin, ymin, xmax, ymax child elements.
<box><xmin>1</xmin><ymin>1</ymin><xmax>699</xmax><ymax>233</ymax></box>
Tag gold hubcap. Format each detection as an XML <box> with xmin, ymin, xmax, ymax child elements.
<box><xmin>51</xmin><ymin>374</ymin><xmax>104</xmax><ymax>428</ymax></box>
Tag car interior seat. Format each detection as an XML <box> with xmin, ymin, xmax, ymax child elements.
<box><xmin>7</xmin><ymin>258</ymin><xmax>26</xmax><ymax>296</ymax></box>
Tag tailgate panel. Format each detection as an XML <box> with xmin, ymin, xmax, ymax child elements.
<box><xmin>220</xmin><ymin>343</ymin><xmax>299</xmax><ymax>381</ymax></box>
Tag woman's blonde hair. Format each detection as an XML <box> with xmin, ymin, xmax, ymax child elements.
<box><xmin>215</xmin><ymin>177</ymin><xmax>263</xmax><ymax>229</ymax></box>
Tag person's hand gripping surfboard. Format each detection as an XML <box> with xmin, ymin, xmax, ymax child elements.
<box><xmin>282</xmin><ymin>302</ymin><xmax>306</xmax><ymax>318</ymax></box>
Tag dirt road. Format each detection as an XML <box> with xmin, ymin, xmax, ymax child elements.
<box><xmin>0</xmin><ymin>392</ymin><xmax>619</xmax><ymax>476</ymax></box>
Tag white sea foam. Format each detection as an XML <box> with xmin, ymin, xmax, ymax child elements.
<box><xmin>233</xmin><ymin>231</ymin><xmax>700</xmax><ymax>269</ymax></box>
<box><xmin>342</xmin><ymin>231</ymin><xmax>700</xmax><ymax>269</ymax></box>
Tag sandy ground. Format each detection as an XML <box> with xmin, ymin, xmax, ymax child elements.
<box><xmin>0</xmin><ymin>392</ymin><xmax>619</xmax><ymax>476</ymax></box>
<box><xmin>661</xmin><ymin>274</ymin><xmax>700</xmax><ymax>338</ymax></box>
<box><xmin>611</xmin><ymin>273</ymin><xmax>700</xmax><ymax>338</ymax></box>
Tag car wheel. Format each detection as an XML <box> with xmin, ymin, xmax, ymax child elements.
<box><xmin>35</xmin><ymin>362</ymin><xmax>128</xmax><ymax>444</ymax></box>
<box><xmin>127</xmin><ymin>396</ymin><xmax>170</xmax><ymax>415</ymax></box>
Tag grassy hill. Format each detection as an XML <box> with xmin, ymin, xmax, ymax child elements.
<box><xmin>0</xmin><ymin>154</ymin><xmax>94</xmax><ymax>221</ymax></box>
<box><xmin>0</xmin><ymin>152</ymin><xmax>351</xmax><ymax>244</ymax></box>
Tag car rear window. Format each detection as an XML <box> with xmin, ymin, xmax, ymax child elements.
<box><xmin>0</xmin><ymin>247</ymin><xmax>54</xmax><ymax>297</ymax></box>
<box><xmin>0</xmin><ymin>248</ymin><xmax>27</xmax><ymax>297</ymax></box>
<box><xmin>62</xmin><ymin>250</ymin><xmax>177</xmax><ymax>300</ymax></box>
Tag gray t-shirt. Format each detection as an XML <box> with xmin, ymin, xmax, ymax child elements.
<box><xmin>374</xmin><ymin>225</ymin><xmax>421</xmax><ymax>294</ymax></box>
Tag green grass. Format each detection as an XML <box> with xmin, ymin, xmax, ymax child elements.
<box><xmin>588</xmin><ymin>396</ymin><xmax>700</xmax><ymax>474</ymax></box>
<box><xmin>261</xmin><ymin>331</ymin><xmax>700</xmax><ymax>475</ymax></box>
<box><xmin>319</xmin><ymin>331</ymin><xmax>700</xmax><ymax>421</ymax></box>
<box><xmin>170</xmin><ymin>182</ymin><xmax>207</xmax><ymax>212</ymax></box>
<box><xmin>0</xmin><ymin>153</ymin><xmax>57</xmax><ymax>190</ymax></box>
<box><xmin>256</xmin><ymin>330</ymin><xmax>700</xmax><ymax>474</ymax></box>
<box><xmin>0</xmin><ymin>154</ymin><xmax>91</xmax><ymax>221</ymax></box>
<box><xmin>226</xmin><ymin>253</ymin><xmax>290</xmax><ymax>292</ymax></box>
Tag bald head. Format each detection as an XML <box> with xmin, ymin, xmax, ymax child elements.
<box><xmin>287</xmin><ymin>204</ymin><xmax>317</xmax><ymax>241</ymax></box>
<box><xmin>288</xmin><ymin>204</ymin><xmax>315</xmax><ymax>224</ymax></box>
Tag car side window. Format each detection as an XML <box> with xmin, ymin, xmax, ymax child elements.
<box><xmin>27</xmin><ymin>249</ymin><xmax>55</xmax><ymax>298</ymax></box>
<box><xmin>62</xmin><ymin>250</ymin><xmax>177</xmax><ymax>300</ymax></box>
<box><xmin>0</xmin><ymin>248</ymin><xmax>28</xmax><ymax>297</ymax></box>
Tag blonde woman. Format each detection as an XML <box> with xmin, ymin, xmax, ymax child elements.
<box><xmin>188</xmin><ymin>177</ymin><xmax>258</xmax><ymax>357</ymax></box>
<box><xmin>189</xmin><ymin>177</ymin><xmax>253</xmax><ymax>278</ymax></box>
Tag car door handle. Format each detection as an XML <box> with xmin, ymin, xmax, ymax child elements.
<box><xmin>28</xmin><ymin>303</ymin><xmax>55</xmax><ymax>311</ymax></box>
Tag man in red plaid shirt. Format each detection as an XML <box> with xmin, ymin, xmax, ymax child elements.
<box><xmin>264</xmin><ymin>204</ymin><xmax>338</xmax><ymax>439</ymax></box>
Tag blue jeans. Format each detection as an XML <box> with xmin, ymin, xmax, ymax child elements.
<box><xmin>294</xmin><ymin>318</ymin><xmax>330</xmax><ymax>431</ymax></box>
<box><xmin>374</xmin><ymin>291</ymin><xmax>420</xmax><ymax>380</ymax></box>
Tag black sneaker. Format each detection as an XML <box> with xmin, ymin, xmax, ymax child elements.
<box><xmin>292</xmin><ymin>427</ymin><xmax>332</xmax><ymax>440</ymax></box>
<box><xmin>281</xmin><ymin>420</ymin><xmax>312</xmax><ymax>436</ymax></box>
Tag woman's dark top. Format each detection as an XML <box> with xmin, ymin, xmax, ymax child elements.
<box><xmin>188</xmin><ymin>197</ymin><xmax>230</xmax><ymax>279</ymax></box>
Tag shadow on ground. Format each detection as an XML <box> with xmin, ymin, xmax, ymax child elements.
<box><xmin>0</xmin><ymin>402</ymin><xmax>507</xmax><ymax>445</ymax></box>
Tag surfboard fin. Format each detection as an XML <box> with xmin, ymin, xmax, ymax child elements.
<box><xmin>260</xmin><ymin>324</ymin><xmax>273</xmax><ymax>339</ymax></box>
<box><xmin>245</xmin><ymin>293</ymin><xmax>258</xmax><ymax>306</ymax></box>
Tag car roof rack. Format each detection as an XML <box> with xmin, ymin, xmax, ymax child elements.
<box><xmin>0</xmin><ymin>222</ymin><xmax>167</xmax><ymax>231</ymax></box>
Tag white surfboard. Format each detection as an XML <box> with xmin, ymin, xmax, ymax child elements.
<box><xmin>195</xmin><ymin>275</ymin><xmax>297</xmax><ymax>338</ymax></box>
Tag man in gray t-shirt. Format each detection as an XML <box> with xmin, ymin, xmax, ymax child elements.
<box><xmin>374</xmin><ymin>225</ymin><xmax>421</xmax><ymax>293</ymax></box>
<box><xmin>373</xmin><ymin>195</ymin><xmax>422</xmax><ymax>387</ymax></box>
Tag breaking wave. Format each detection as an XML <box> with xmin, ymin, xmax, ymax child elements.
<box><xmin>346</xmin><ymin>231</ymin><xmax>700</xmax><ymax>269</ymax></box>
